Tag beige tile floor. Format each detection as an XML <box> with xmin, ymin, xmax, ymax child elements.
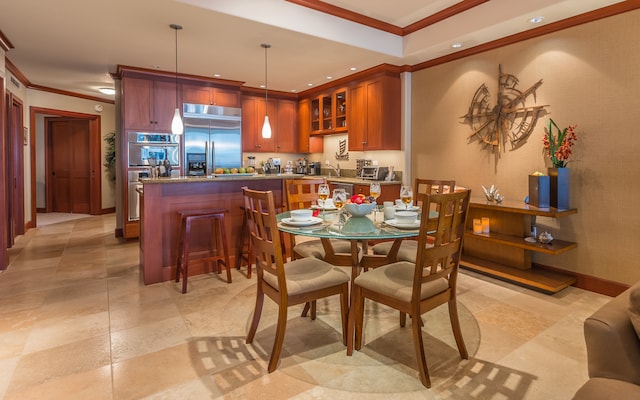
<box><xmin>0</xmin><ymin>213</ymin><xmax>611</xmax><ymax>399</ymax></box>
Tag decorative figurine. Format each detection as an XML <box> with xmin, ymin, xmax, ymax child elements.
<box><xmin>538</xmin><ymin>231</ymin><xmax>554</xmax><ymax>244</ymax></box>
<box><xmin>482</xmin><ymin>185</ymin><xmax>501</xmax><ymax>202</ymax></box>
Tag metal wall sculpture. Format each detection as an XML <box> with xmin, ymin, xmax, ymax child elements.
<box><xmin>461</xmin><ymin>65</ymin><xmax>548</xmax><ymax>155</ymax></box>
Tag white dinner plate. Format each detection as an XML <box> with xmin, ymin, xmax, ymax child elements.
<box><xmin>281</xmin><ymin>216</ymin><xmax>323</xmax><ymax>227</ymax></box>
<box><xmin>385</xmin><ymin>219</ymin><xmax>421</xmax><ymax>229</ymax></box>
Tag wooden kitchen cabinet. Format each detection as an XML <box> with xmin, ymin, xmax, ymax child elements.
<box><xmin>310</xmin><ymin>88</ymin><xmax>348</xmax><ymax>135</ymax></box>
<box><xmin>352</xmin><ymin>183</ymin><xmax>400</xmax><ymax>203</ymax></box>
<box><xmin>182</xmin><ymin>84</ymin><xmax>240</xmax><ymax>107</ymax></box>
<box><xmin>298</xmin><ymin>99</ymin><xmax>323</xmax><ymax>153</ymax></box>
<box><xmin>348</xmin><ymin>74</ymin><xmax>401</xmax><ymax>151</ymax></box>
<box><xmin>122</xmin><ymin>77</ymin><xmax>178</xmax><ymax>132</ymax></box>
<box><xmin>242</xmin><ymin>95</ymin><xmax>298</xmax><ymax>153</ymax></box>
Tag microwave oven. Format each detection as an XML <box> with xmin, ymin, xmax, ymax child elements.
<box><xmin>128</xmin><ymin>132</ymin><xmax>180</xmax><ymax>167</ymax></box>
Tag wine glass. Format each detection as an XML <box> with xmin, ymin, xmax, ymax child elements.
<box><xmin>332</xmin><ymin>189</ymin><xmax>347</xmax><ymax>226</ymax></box>
<box><xmin>318</xmin><ymin>183</ymin><xmax>330</xmax><ymax>215</ymax></box>
<box><xmin>370</xmin><ymin>182</ymin><xmax>381</xmax><ymax>221</ymax></box>
<box><xmin>400</xmin><ymin>186</ymin><xmax>413</xmax><ymax>210</ymax></box>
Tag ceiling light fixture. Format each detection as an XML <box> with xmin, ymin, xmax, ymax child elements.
<box><xmin>170</xmin><ymin>24</ymin><xmax>184</xmax><ymax>135</ymax></box>
<box><xmin>530</xmin><ymin>16</ymin><xmax>545</xmax><ymax>23</ymax></box>
<box><xmin>98</xmin><ymin>87</ymin><xmax>115</xmax><ymax>95</ymax></box>
<box><xmin>452</xmin><ymin>42</ymin><xmax>463</xmax><ymax>49</ymax></box>
<box><xmin>261</xmin><ymin>43</ymin><xmax>272</xmax><ymax>139</ymax></box>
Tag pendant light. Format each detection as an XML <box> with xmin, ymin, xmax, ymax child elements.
<box><xmin>170</xmin><ymin>24</ymin><xmax>184</xmax><ymax>135</ymax></box>
<box><xmin>261</xmin><ymin>43</ymin><xmax>272</xmax><ymax>139</ymax></box>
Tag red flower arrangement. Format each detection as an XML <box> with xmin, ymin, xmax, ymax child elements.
<box><xmin>543</xmin><ymin>119</ymin><xmax>578</xmax><ymax>168</ymax></box>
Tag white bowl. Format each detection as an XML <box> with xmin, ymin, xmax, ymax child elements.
<box><xmin>395</xmin><ymin>211</ymin><xmax>418</xmax><ymax>224</ymax></box>
<box><xmin>290</xmin><ymin>209</ymin><xmax>313</xmax><ymax>221</ymax></box>
<box><xmin>343</xmin><ymin>202</ymin><xmax>376</xmax><ymax>217</ymax></box>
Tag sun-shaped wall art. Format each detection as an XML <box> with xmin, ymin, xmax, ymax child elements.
<box><xmin>461</xmin><ymin>65</ymin><xmax>548</xmax><ymax>156</ymax></box>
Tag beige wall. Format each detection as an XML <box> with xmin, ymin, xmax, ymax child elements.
<box><xmin>4</xmin><ymin>85</ymin><xmax>117</xmax><ymax>219</ymax></box>
<box><xmin>411</xmin><ymin>10</ymin><xmax>640</xmax><ymax>285</ymax></box>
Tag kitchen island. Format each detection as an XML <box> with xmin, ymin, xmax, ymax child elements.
<box><xmin>139</xmin><ymin>174</ymin><xmax>289</xmax><ymax>285</ymax></box>
<box><xmin>139</xmin><ymin>174</ymin><xmax>401</xmax><ymax>285</ymax></box>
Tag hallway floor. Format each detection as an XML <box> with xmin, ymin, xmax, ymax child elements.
<box><xmin>0</xmin><ymin>214</ymin><xmax>610</xmax><ymax>399</ymax></box>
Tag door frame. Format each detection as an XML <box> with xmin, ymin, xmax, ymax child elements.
<box><xmin>29</xmin><ymin>107</ymin><xmax>101</xmax><ymax>226</ymax></box>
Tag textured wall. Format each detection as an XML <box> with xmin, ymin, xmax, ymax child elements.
<box><xmin>411</xmin><ymin>10</ymin><xmax>640</xmax><ymax>284</ymax></box>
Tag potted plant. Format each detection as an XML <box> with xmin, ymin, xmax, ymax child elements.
<box><xmin>104</xmin><ymin>131</ymin><xmax>116</xmax><ymax>182</ymax></box>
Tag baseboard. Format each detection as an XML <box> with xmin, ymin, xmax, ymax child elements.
<box><xmin>101</xmin><ymin>207</ymin><xmax>115</xmax><ymax>214</ymax></box>
<box><xmin>534</xmin><ymin>263</ymin><xmax>629</xmax><ymax>297</ymax></box>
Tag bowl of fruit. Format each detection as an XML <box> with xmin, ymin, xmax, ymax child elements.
<box><xmin>343</xmin><ymin>194</ymin><xmax>376</xmax><ymax>217</ymax></box>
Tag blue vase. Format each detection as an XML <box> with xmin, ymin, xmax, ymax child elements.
<box><xmin>548</xmin><ymin>167</ymin><xmax>570</xmax><ymax>210</ymax></box>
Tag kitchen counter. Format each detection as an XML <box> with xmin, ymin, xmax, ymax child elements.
<box><xmin>140</xmin><ymin>174</ymin><xmax>399</xmax><ymax>185</ymax></box>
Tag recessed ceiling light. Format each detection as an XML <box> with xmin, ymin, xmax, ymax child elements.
<box><xmin>530</xmin><ymin>16</ymin><xmax>545</xmax><ymax>23</ymax></box>
<box><xmin>350</xmin><ymin>67</ymin><xmax>357</xmax><ymax>71</ymax></box>
<box><xmin>98</xmin><ymin>87</ymin><xmax>115</xmax><ymax>95</ymax></box>
<box><xmin>260</xmin><ymin>84</ymin><xmax>266</xmax><ymax>88</ymax></box>
<box><xmin>326</xmin><ymin>76</ymin><xmax>333</xmax><ymax>80</ymax></box>
<box><xmin>307</xmin><ymin>83</ymin><xmax>313</xmax><ymax>87</ymax></box>
<box><xmin>452</xmin><ymin>42</ymin><xmax>462</xmax><ymax>49</ymax></box>
<box><xmin>291</xmin><ymin>89</ymin><xmax>297</xmax><ymax>92</ymax></box>
<box><xmin>213</xmin><ymin>73</ymin><xmax>221</xmax><ymax>78</ymax></box>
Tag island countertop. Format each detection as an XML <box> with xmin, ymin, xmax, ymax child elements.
<box><xmin>139</xmin><ymin>174</ymin><xmax>400</xmax><ymax>185</ymax></box>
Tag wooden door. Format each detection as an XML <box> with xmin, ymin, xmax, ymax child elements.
<box><xmin>275</xmin><ymin>99</ymin><xmax>297</xmax><ymax>153</ymax></box>
<box><xmin>348</xmin><ymin>82</ymin><xmax>367</xmax><ymax>151</ymax></box>
<box><xmin>48</xmin><ymin>119</ymin><xmax>91</xmax><ymax>213</ymax></box>
<box><xmin>0</xmin><ymin>78</ymin><xmax>7</xmax><ymax>268</ymax></box>
<box><xmin>4</xmin><ymin>93</ymin><xmax>25</xmax><ymax>249</ymax></box>
<box><xmin>364</xmin><ymin>79</ymin><xmax>384</xmax><ymax>150</ymax></box>
<box><xmin>153</xmin><ymin>80</ymin><xmax>180</xmax><ymax>132</ymax></box>
<box><xmin>242</xmin><ymin>96</ymin><xmax>259</xmax><ymax>152</ymax></box>
<box><xmin>123</xmin><ymin>77</ymin><xmax>154</xmax><ymax>130</ymax></box>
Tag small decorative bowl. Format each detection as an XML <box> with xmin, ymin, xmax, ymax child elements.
<box><xmin>343</xmin><ymin>202</ymin><xmax>376</xmax><ymax>217</ymax></box>
<box><xmin>538</xmin><ymin>231</ymin><xmax>554</xmax><ymax>244</ymax></box>
<box><xmin>395</xmin><ymin>211</ymin><xmax>418</xmax><ymax>224</ymax></box>
<box><xmin>290</xmin><ymin>209</ymin><xmax>313</xmax><ymax>222</ymax></box>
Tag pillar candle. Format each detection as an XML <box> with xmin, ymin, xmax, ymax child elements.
<box><xmin>473</xmin><ymin>219</ymin><xmax>482</xmax><ymax>234</ymax></box>
<box><xmin>482</xmin><ymin>217</ymin><xmax>490</xmax><ymax>233</ymax></box>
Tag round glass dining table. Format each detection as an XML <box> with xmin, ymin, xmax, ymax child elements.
<box><xmin>277</xmin><ymin>210</ymin><xmax>420</xmax><ymax>284</ymax></box>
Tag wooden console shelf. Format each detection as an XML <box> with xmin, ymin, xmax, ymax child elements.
<box><xmin>461</xmin><ymin>197</ymin><xmax>578</xmax><ymax>293</ymax></box>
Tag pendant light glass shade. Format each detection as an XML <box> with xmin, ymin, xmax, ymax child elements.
<box><xmin>262</xmin><ymin>115</ymin><xmax>272</xmax><ymax>138</ymax></box>
<box><xmin>261</xmin><ymin>43</ymin><xmax>272</xmax><ymax>139</ymax></box>
<box><xmin>170</xmin><ymin>24</ymin><xmax>183</xmax><ymax>135</ymax></box>
<box><xmin>171</xmin><ymin>108</ymin><xmax>184</xmax><ymax>135</ymax></box>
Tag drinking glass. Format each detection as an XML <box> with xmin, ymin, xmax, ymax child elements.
<box><xmin>370</xmin><ymin>182</ymin><xmax>381</xmax><ymax>221</ymax></box>
<box><xmin>400</xmin><ymin>186</ymin><xmax>413</xmax><ymax>209</ymax></box>
<box><xmin>332</xmin><ymin>189</ymin><xmax>347</xmax><ymax>226</ymax></box>
<box><xmin>318</xmin><ymin>183</ymin><xmax>330</xmax><ymax>215</ymax></box>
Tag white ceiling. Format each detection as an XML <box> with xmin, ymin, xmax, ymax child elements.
<box><xmin>0</xmin><ymin>0</ymin><xmax>625</xmax><ymax>100</ymax></box>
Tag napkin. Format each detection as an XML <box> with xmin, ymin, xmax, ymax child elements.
<box><xmin>316</xmin><ymin>199</ymin><xmax>335</xmax><ymax>209</ymax></box>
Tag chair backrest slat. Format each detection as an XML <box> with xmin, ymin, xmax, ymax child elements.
<box><xmin>413</xmin><ymin>190</ymin><xmax>470</xmax><ymax>299</ymax></box>
<box><xmin>243</xmin><ymin>188</ymin><xmax>286</xmax><ymax>288</ymax></box>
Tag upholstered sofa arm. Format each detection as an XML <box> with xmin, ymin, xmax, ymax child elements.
<box><xmin>583</xmin><ymin>289</ymin><xmax>640</xmax><ymax>386</ymax></box>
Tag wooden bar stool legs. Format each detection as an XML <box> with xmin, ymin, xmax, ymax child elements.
<box><xmin>175</xmin><ymin>209</ymin><xmax>231</xmax><ymax>293</ymax></box>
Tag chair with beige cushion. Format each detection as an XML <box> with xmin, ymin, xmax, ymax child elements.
<box><xmin>372</xmin><ymin>178</ymin><xmax>456</xmax><ymax>263</ymax></box>
<box><xmin>243</xmin><ymin>187</ymin><xmax>350</xmax><ymax>373</ymax></box>
<box><xmin>347</xmin><ymin>189</ymin><xmax>471</xmax><ymax>388</ymax></box>
<box><xmin>572</xmin><ymin>281</ymin><xmax>640</xmax><ymax>399</ymax></box>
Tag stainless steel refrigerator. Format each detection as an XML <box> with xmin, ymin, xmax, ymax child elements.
<box><xmin>183</xmin><ymin>103</ymin><xmax>242</xmax><ymax>175</ymax></box>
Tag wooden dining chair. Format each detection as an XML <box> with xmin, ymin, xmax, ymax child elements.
<box><xmin>285</xmin><ymin>178</ymin><xmax>354</xmax><ymax>319</ymax></box>
<box><xmin>372</xmin><ymin>178</ymin><xmax>456</xmax><ymax>263</ymax></box>
<box><xmin>242</xmin><ymin>187</ymin><xmax>350</xmax><ymax>373</ymax></box>
<box><xmin>284</xmin><ymin>178</ymin><xmax>353</xmax><ymax>261</ymax></box>
<box><xmin>347</xmin><ymin>189</ymin><xmax>471</xmax><ymax>388</ymax></box>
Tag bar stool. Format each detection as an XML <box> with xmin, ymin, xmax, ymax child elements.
<box><xmin>175</xmin><ymin>209</ymin><xmax>231</xmax><ymax>293</ymax></box>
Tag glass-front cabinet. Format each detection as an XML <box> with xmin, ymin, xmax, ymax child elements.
<box><xmin>310</xmin><ymin>88</ymin><xmax>348</xmax><ymax>135</ymax></box>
